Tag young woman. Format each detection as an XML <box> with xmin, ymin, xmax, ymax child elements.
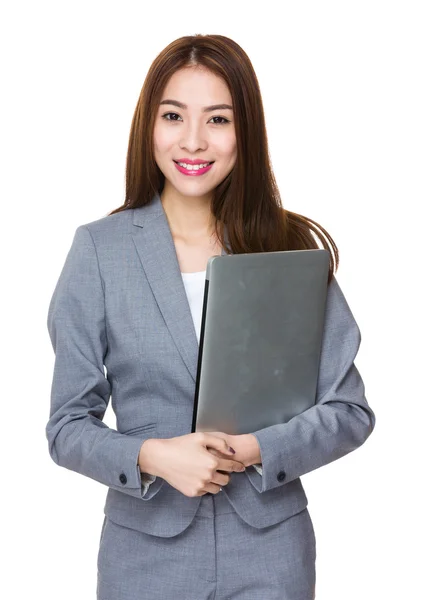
<box><xmin>46</xmin><ymin>34</ymin><xmax>376</xmax><ymax>600</ymax></box>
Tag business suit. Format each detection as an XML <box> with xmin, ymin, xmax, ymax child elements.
<box><xmin>46</xmin><ymin>191</ymin><xmax>375</xmax><ymax>598</ymax></box>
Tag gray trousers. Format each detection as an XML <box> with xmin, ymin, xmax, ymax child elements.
<box><xmin>97</xmin><ymin>490</ymin><xmax>316</xmax><ymax>599</ymax></box>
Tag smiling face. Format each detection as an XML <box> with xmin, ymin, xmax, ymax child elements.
<box><xmin>153</xmin><ymin>66</ymin><xmax>237</xmax><ymax>202</ymax></box>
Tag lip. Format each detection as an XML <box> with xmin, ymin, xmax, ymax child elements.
<box><xmin>173</xmin><ymin>160</ymin><xmax>214</xmax><ymax>176</ymax></box>
<box><xmin>175</xmin><ymin>158</ymin><xmax>214</xmax><ymax>165</ymax></box>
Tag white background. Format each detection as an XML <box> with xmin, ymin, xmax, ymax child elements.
<box><xmin>1</xmin><ymin>1</ymin><xmax>427</xmax><ymax>598</ymax></box>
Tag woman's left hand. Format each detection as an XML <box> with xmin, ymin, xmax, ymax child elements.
<box><xmin>205</xmin><ymin>431</ymin><xmax>261</xmax><ymax>467</ymax></box>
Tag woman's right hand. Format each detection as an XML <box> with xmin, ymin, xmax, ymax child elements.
<box><xmin>138</xmin><ymin>432</ymin><xmax>246</xmax><ymax>497</ymax></box>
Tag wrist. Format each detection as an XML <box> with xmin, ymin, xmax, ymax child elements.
<box><xmin>242</xmin><ymin>434</ymin><xmax>262</xmax><ymax>467</ymax></box>
<box><xmin>138</xmin><ymin>438</ymin><xmax>163</xmax><ymax>477</ymax></box>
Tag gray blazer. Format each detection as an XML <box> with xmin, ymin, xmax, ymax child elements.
<box><xmin>46</xmin><ymin>191</ymin><xmax>376</xmax><ymax>538</ymax></box>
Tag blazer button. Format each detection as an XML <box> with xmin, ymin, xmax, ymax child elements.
<box><xmin>277</xmin><ymin>470</ymin><xmax>286</xmax><ymax>482</ymax></box>
<box><xmin>119</xmin><ymin>473</ymin><xmax>127</xmax><ymax>485</ymax></box>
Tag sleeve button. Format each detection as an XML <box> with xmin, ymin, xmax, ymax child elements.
<box><xmin>119</xmin><ymin>473</ymin><xmax>127</xmax><ymax>485</ymax></box>
<box><xmin>277</xmin><ymin>470</ymin><xmax>286</xmax><ymax>482</ymax></box>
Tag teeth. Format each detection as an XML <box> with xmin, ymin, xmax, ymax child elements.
<box><xmin>177</xmin><ymin>161</ymin><xmax>211</xmax><ymax>170</ymax></box>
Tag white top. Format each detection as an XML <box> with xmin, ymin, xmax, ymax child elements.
<box><xmin>140</xmin><ymin>270</ymin><xmax>262</xmax><ymax>495</ymax></box>
<box><xmin>180</xmin><ymin>269</ymin><xmax>206</xmax><ymax>345</ymax></box>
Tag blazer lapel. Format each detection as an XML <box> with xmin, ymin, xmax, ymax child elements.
<box><xmin>131</xmin><ymin>191</ymin><xmax>228</xmax><ymax>384</ymax></box>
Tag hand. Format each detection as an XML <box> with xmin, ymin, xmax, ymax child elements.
<box><xmin>138</xmin><ymin>432</ymin><xmax>246</xmax><ymax>498</ymax></box>
<box><xmin>206</xmin><ymin>432</ymin><xmax>261</xmax><ymax>468</ymax></box>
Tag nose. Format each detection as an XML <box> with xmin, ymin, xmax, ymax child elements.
<box><xmin>179</xmin><ymin>120</ymin><xmax>208</xmax><ymax>153</ymax></box>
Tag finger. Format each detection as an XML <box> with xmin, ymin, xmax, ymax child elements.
<box><xmin>203</xmin><ymin>434</ymin><xmax>235</xmax><ymax>455</ymax></box>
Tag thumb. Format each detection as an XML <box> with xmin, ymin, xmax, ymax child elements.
<box><xmin>203</xmin><ymin>434</ymin><xmax>235</xmax><ymax>455</ymax></box>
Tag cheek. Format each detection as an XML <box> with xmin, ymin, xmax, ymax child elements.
<box><xmin>224</xmin><ymin>143</ymin><xmax>237</xmax><ymax>166</ymax></box>
<box><xmin>211</xmin><ymin>137</ymin><xmax>236</xmax><ymax>161</ymax></box>
<box><xmin>153</xmin><ymin>125</ymin><xmax>172</xmax><ymax>153</ymax></box>
<box><xmin>222</xmin><ymin>133</ymin><xmax>237</xmax><ymax>159</ymax></box>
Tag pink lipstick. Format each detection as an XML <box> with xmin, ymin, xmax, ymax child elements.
<box><xmin>173</xmin><ymin>160</ymin><xmax>214</xmax><ymax>176</ymax></box>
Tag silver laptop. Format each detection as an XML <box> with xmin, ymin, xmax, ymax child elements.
<box><xmin>191</xmin><ymin>249</ymin><xmax>330</xmax><ymax>435</ymax></box>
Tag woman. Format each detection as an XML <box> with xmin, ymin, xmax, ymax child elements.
<box><xmin>46</xmin><ymin>34</ymin><xmax>376</xmax><ymax>600</ymax></box>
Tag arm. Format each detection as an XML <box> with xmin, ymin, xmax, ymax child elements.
<box><xmin>245</xmin><ymin>275</ymin><xmax>376</xmax><ymax>493</ymax></box>
<box><xmin>46</xmin><ymin>225</ymin><xmax>164</xmax><ymax>500</ymax></box>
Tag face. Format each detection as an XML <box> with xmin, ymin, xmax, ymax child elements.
<box><xmin>153</xmin><ymin>66</ymin><xmax>237</xmax><ymax>201</ymax></box>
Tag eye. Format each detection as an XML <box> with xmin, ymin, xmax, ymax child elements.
<box><xmin>210</xmin><ymin>116</ymin><xmax>230</xmax><ymax>125</ymax></box>
<box><xmin>161</xmin><ymin>113</ymin><xmax>230</xmax><ymax>125</ymax></box>
<box><xmin>161</xmin><ymin>112</ymin><xmax>182</xmax><ymax>122</ymax></box>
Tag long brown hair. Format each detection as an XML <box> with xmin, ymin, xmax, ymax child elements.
<box><xmin>108</xmin><ymin>34</ymin><xmax>339</xmax><ymax>284</ymax></box>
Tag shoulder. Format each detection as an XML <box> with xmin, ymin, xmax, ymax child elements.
<box><xmin>79</xmin><ymin>208</ymin><xmax>133</xmax><ymax>235</ymax></box>
<box><xmin>74</xmin><ymin>208</ymin><xmax>134</xmax><ymax>248</ymax></box>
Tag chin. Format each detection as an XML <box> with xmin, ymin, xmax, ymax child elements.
<box><xmin>170</xmin><ymin>177</ymin><xmax>218</xmax><ymax>195</ymax></box>
<box><xmin>175</xmin><ymin>186</ymin><xmax>216</xmax><ymax>198</ymax></box>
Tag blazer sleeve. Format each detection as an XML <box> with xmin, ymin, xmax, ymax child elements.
<box><xmin>141</xmin><ymin>472</ymin><xmax>157</xmax><ymax>496</ymax></box>
<box><xmin>46</xmin><ymin>225</ymin><xmax>164</xmax><ymax>500</ymax></box>
<box><xmin>245</xmin><ymin>274</ymin><xmax>376</xmax><ymax>493</ymax></box>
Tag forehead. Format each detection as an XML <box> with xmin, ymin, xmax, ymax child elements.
<box><xmin>161</xmin><ymin>67</ymin><xmax>232</xmax><ymax>106</ymax></box>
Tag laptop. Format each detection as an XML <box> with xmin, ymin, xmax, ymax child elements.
<box><xmin>191</xmin><ymin>249</ymin><xmax>330</xmax><ymax>435</ymax></box>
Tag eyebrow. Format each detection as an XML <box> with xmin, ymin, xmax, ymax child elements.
<box><xmin>159</xmin><ymin>99</ymin><xmax>233</xmax><ymax>112</ymax></box>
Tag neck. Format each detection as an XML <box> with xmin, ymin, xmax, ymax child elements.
<box><xmin>160</xmin><ymin>184</ymin><xmax>216</xmax><ymax>239</ymax></box>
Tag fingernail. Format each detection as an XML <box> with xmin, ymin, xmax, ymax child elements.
<box><xmin>229</xmin><ymin>447</ymin><xmax>236</xmax><ymax>454</ymax></box>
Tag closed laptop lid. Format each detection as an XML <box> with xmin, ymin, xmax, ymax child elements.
<box><xmin>192</xmin><ymin>249</ymin><xmax>330</xmax><ymax>434</ymax></box>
